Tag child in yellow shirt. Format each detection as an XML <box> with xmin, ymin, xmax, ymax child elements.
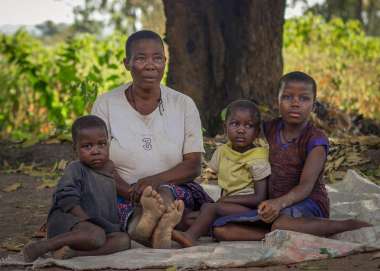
<box><xmin>173</xmin><ymin>99</ymin><xmax>270</xmax><ymax>247</ymax></box>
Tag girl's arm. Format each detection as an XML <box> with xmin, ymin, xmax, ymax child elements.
<box><xmin>217</xmin><ymin>178</ymin><xmax>267</xmax><ymax>208</ymax></box>
<box><xmin>258</xmin><ymin>146</ymin><xmax>326</xmax><ymax>222</ymax></box>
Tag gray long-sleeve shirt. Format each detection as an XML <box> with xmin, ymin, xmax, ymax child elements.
<box><xmin>48</xmin><ymin>161</ymin><xmax>120</xmax><ymax>234</ymax></box>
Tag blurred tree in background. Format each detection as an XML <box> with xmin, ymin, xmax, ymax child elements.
<box><xmin>72</xmin><ymin>0</ymin><xmax>165</xmax><ymax>36</ymax></box>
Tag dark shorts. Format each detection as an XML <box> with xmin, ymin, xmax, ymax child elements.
<box><xmin>213</xmin><ymin>198</ymin><xmax>325</xmax><ymax>227</ymax></box>
<box><xmin>47</xmin><ymin>209</ymin><xmax>81</xmax><ymax>239</ymax></box>
<box><xmin>118</xmin><ymin>181</ymin><xmax>213</xmax><ymax>231</ymax></box>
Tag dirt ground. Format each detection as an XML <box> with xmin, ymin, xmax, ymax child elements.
<box><xmin>0</xmin><ymin>142</ymin><xmax>379</xmax><ymax>270</ymax></box>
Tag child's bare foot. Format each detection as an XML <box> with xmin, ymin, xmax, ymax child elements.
<box><xmin>172</xmin><ymin>230</ymin><xmax>195</xmax><ymax>248</ymax></box>
<box><xmin>130</xmin><ymin>186</ymin><xmax>166</xmax><ymax>241</ymax></box>
<box><xmin>152</xmin><ymin>200</ymin><xmax>184</xmax><ymax>249</ymax></box>
<box><xmin>22</xmin><ymin>240</ymin><xmax>49</xmax><ymax>262</ymax></box>
<box><xmin>52</xmin><ymin>246</ymin><xmax>76</xmax><ymax>260</ymax></box>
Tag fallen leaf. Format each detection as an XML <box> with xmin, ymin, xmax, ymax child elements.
<box><xmin>1</xmin><ymin>241</ymin><xmax>24</xmax><ymax>252</ymax></box>
<box><xmin>44</xmin><ymin>138</ymin><xmax>61</xmax><ymax>144</ymax></box>
<box><xmin>57</xmin><ymin>159</ymin><xmax>68</xmax><ymax>171</ymax></box>
<box><xmin>37</xmin><ymin>178</ymin><xmax>58</xmax><ymax>189</ymax></box>
<box><xmin>333</xmin><ymin>156</ymin><xmax>345</xmax><ymax>169</ymax></box>
<box><xmin>2</xmin><ymin>182</ymin><xmax>22</xmax><ymax>192</ymax></box>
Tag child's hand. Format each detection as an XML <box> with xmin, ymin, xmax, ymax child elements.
<box><xmin>258</xmin><ymin>199</ymin><xmax>282</xmax><ymax>223</ymax></box>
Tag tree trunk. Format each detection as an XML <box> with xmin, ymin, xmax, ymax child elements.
<box><xmin>163</xmin><ymin>0</ymin><xmax>285</xmax><ymax>136</ymax></box>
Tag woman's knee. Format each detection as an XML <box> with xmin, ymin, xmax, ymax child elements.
<box><xmin>157</xmin><ymin>186</ymin><xmax>174</xmax><ymax>203</ymax></box>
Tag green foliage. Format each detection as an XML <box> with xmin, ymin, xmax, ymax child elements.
<box><xmin>284</xmin><ymin>14</ymin><xmax>380</xmax><ymax>120</ymax></box>
<box><xmin>0</xmin><ymin>30</ymin><xmax>130</xmax><ymax>141</ymax></box>
<box><xmin>1</xmin><ymin>14</ymin><xmax>379</xmax><ymax>141</ymax></box>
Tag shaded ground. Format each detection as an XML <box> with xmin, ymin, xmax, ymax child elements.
<box><xmin>0</xmin><ymin>141</ymin><xmax>380</xmax><ymax>270</ymax></box>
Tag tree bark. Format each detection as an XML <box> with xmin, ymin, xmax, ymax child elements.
<box><xmin>163</xmin><ymin>0</ymin><xmax>285</xmax><ymax>136</ymax></box>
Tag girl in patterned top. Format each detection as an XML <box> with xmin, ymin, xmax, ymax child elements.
<box><xmin>213</xmin><ymin>72</ymin><xmax>371</xmax><ymax>241</ymax></box>
<box><xmin>173</xmin><ymin>100</ymin><xmax>271</xmax><ymax>247</ymax></box>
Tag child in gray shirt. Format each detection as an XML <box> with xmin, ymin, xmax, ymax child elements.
<box><xmin>23</xmin><ymin>115</ymin><xmax>130</xmax><ymax>262</ymax></box>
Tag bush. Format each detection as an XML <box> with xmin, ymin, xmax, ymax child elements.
<box><xmin>0</xmin><ymin>31</ymin><xmax>129</xmax><ymax>140</ymax></box>
<box><xmin>284</xmin><ymin>14</ymin><xmax>380</xmax><ymax>120</ymax></box>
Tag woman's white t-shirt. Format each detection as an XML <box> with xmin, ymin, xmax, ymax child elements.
<box><xmin>91</xmin><ymin>83</ymin><xmax>204</xmax><ymax>184</ymax></box>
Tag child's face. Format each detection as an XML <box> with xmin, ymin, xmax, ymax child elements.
<box><xmin>278</xmin><ymin>81</ymin><xmax>315</xmax><ymax>125</ymax></box>
<box><xmin>124</xmin><ymin>39</ymin><xmax>166</xmax><ymax>89</ymax></box>
<box><xmin>75</xmin><ymin>127</ymin><xmax>109</xmax><ymax>170</ymax></box>
<box><xmin>225</xmin><ymin>109</ymin><xmax>259</xmax><ymax>153</ymax></box>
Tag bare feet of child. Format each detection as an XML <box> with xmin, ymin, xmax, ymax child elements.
<box><xmin>172</xmin><ymin>230</ymin><xmax>195</xmax><ymax>248</ymax></box>
<box><xmin>152</xmin><ymin>200</ymin><xmax>184</xmax><ymax>249</ymax></box>
<box><xmin>129</xmin><ymin>186</ymin><xmax>166</xmax><ymax>242</ymax></box>
<box><xmin>52</xmin><ymin>246</ymin><xmax>76</xmax><ymax>260</ymax></box>
<box><xmin>22</xmin><ymin>240</ymin><xmax>50</xmax><ymax>262</ymax></box>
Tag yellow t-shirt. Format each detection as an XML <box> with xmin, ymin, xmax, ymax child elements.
<box><xmin>208</xmin><ymin>143</ymin><xmax>271</xmax><ymax>196</ymax></box>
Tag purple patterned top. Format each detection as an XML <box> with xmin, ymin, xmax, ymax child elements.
<box><xmin>264</xmin><ymin>118</ymin><xmax>330</xmax><ymax>218</ymax></box>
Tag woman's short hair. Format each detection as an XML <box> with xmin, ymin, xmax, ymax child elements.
<box><xmin>125</xmin><ymin>30</ymin><xmax>164</xmax><ymax>61</ymax></box>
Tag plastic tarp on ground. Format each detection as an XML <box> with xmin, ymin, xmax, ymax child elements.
<box><xmin>1</xmin><ymin>170</ymin><xmax>380</xmax><ymax>270</ymax></box>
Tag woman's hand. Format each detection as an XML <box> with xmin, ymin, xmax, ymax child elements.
<box><xmin>258</xmin><ymin>199</ymin><xmax>283</xmax><ymax>223</ymax></box>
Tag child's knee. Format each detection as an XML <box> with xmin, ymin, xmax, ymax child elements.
<box><xmin>109</xmin><ymin>232</ymin><xmax>131</xmax><ymax>250</ymax></box>
<box><xmin>87</xmin><ymin>226</ymin><xmax>107</xmax><ymax>248</ymax></box>
<box><xmin>119</xmin><ymin>233</ymin><xmax>131</xmax><ymax>250</ymax></box>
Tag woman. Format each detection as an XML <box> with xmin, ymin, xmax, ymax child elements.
<box><xmin>91</xmin><ymin>30</ymin><xmax>213</xmax><ymax>248</ymax></box>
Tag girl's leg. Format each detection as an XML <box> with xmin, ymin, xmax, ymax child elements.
<box><xmin>176</xmin><ymin>210</ymin><xmax>200</xmax><ymax>230</ymax></box>
<box><xmin>53</xmin><ymin>232</ymin><xmax>130</xmax><ymax>259</ymax></box>
<box><xmin>271</xmin><ymin>214</ymin><xmax>372</xmax><ymax>236</ymax></box>
<box><xmin>23</xmin><ymin>221</ymin><xmax>106</xmax><ymax>262</ymax></box>
<box><xmin>173</xmin><ymin>202</ymin><xmax>254</xmax><ymax>247</ymax></box>
<box><xmin>213</xmin><ymin>223</ymin><xmax>269</xmax><ymax>241</ymax></box>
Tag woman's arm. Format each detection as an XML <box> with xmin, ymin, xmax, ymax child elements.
<box><xmin>217</xmin><ymin>178</ymin><xmax>267</xmax><ymax>208</ymax></box>
<box><xmin>258</xmin><ymin>146</ymin><xmax>326</xmax><ymax>222</ymax></box>
<box><xmin>131</xmin><ymin>152</ymin><xmax>201</xmax><ymax>201</ymax></box>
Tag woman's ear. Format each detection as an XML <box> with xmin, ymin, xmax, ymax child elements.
<box><xmin>123</xmin><ymin>57</ymin><xmax>131</xmax><ymax>71</ymax></box>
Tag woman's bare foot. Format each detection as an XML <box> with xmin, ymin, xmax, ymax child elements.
<box><xmin>172</xmin><ymin>230</ymin><xmax>195</xmax><ymax>248</ymax></box>
<box><xmin>129</xmin><ymin>186</ymin><xmax>166</xmax><ymax>241</ymax></box>
<box><xmin>52</xmin><ymin>245</ymin><xmax>76</xmax><ymax>260</ymax></box>
<box><xmin>152</xmin><ymin>200</ymin><xmax>184</xmax><ymax>249</ymax></box>
<box><xmin>22</xmin><ymin>240</ymin><xmax>49</xmax><ymax>262</ymax></box>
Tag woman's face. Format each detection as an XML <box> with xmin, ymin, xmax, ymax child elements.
<box><xmin>124</xmin><ymin>39</ymin><xmax>166</xmax><ymax>90</ymax></box>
